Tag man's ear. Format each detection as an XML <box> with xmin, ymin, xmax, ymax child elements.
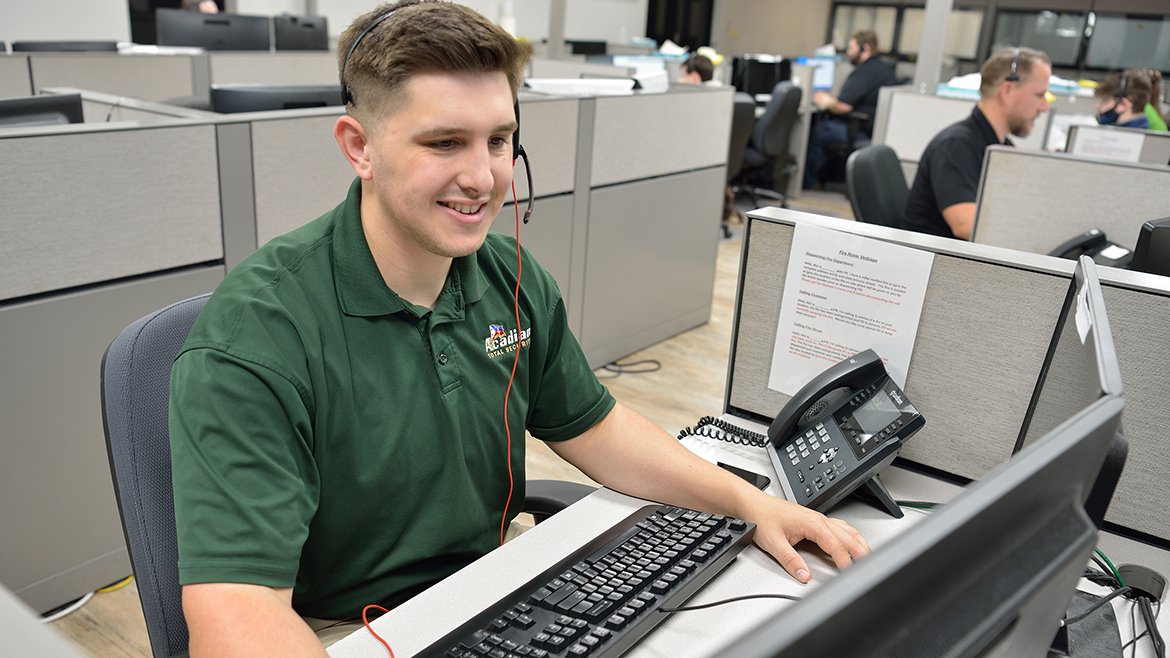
<box><xmin>335</xmin><ymin>114</ymin><xmax>374</xmax><ymax>181</ymax></box>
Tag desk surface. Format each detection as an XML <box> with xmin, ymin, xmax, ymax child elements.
<box><xmin>329</xmin><ymin>424</ymin><xmax>1170</xmax><ymax>658</ymax></box>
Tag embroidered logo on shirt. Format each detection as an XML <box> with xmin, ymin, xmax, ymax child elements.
<box><xmin>485</xmin><ymin>323</ymin><xmax>531</xmax><ymax>359</ymax></box>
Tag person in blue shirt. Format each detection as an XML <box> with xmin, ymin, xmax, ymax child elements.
<box><xmin>1095</xmin><ymin>69</ymin><xmax>1155</xmax><ymax>130</ymax></box>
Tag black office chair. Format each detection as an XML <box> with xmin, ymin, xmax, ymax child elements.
<box><xmin>733</xmin><ymin>80</ymin><xmax>802</xmax><ymax>208</ymax></box>
<box><xmin>101</xmin><ymin>294</ymin><xmax>596</xmax><ymax>658</ymax></box>
<box><xmin>723</xmin><ymin>92</ymin><xmax>757</xmax><ymax>234</ymax></box>
<box><xmin>845</xmin><ymin>144</ymin><xmax>908</xmax><ymax>227</ymax></box>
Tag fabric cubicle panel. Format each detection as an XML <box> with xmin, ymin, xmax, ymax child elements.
<box><xmin>972</xmin><ymin>146</ymin><xmax>1170</xmax><ymax>256</ymax></box>
<box><xmin>727</xmin><ymin>211</ymin><xmax>1066</xmax><ymax>482</ymax></box>
<box><xmin>27</xmin><ymin>53</ymin><xmax>199</xmax><ymax>101</ymax></box>
<box><xmin>207</xmin><ymin>51</ymin><xmax>337</xmax><ymax>86</ymax></box>
<box><xmin>0</xmin><ymin>123</ymin><xmax>222</xmax><ymax>301</ymax></box>
<box><xmin>0</xmin><ymin>55</ymin><xmax>32</xmax><ymax>97</ymax></box>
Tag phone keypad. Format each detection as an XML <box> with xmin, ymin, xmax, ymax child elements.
<box><xmin>785</xmin><ymin>422</ymin><xmax>849</xmax><ymax>500</ymax></box>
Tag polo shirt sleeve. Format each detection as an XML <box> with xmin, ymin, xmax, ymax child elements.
<box><xmin>524</xmin><ymin>277</ymin><xmax>615</xmax><ymax>443</ymax></box>
<box><xmin>836</xmin><ymin>72</ymin><xmax>870</xmax><ymax>109</ymax></box>
<box><xmin>169</xmin><ymin>346</ymin><xmax>319</xmax><ymax>589</ymax></box>
<box><xmin>928</xmin><ymin>136</ymin><xmax>986</xmax><ymax>213</ymax></box>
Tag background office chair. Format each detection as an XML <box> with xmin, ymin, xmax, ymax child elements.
<box><xmin>733</xmin><ymin>80</ymin><xmax>802</xmax><ymax>208</ymax></box>
<box><xmin>845</xmin><ymin>144</ymin><xmax>908</xmax><ymax>228</ymax></box>
<box><xmin>101</xmin><ymin>294</ymin><xmax>596</xmax><ymax>658</ymax></box>
<box><xmin>723</xmin><ymin>91</ymin><xmax>758</xmax><ymax>234</ymax></box>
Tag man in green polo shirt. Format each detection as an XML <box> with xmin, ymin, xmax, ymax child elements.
<box><xmin>169</xmin><ymin>2</ymin><xmax>870</xmax><ymax>656</ymax></box>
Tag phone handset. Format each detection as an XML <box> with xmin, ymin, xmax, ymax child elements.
<box><xmin>764</xmin><ymin>349</ymin><xmax>924</xmax><ymax>518</ymax></box>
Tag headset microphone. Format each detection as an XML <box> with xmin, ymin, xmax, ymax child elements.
<box><xmin>513</xmin><ymin>100</ymin><xmax>533</xmax><ymax>224</ymax></box>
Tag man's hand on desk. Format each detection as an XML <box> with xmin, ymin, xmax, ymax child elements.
<box><xmin>737</xmin><ymin>493</ymin><xmax>870</xmax><ymax>584</ymax></box>
<box><xmin>548</xmin><ymin>403</ymin><xmax>870</xmax><ymax>586</ymax></box>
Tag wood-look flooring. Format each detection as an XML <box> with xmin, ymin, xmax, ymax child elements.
<box><xmin>48</xmin><ymin>191</ymin><xmax>852</xmax><ymax>658</ymax></box>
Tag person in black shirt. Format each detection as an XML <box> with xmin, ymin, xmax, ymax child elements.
<box><xmin>803</xmin><ymin>30</ymin><xmax>897</xmax><ymax>188</ymax></box>
<box><xmin>900</xmin><ymin>47</ymin><xmax>1052</xmax><ymax>240</ymax></box>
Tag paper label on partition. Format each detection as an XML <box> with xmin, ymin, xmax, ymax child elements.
<box><xmin>768</xmin><ymin>224</ymin><xmax>934</xmax><ymax>395</ymax></box>
<box><xmin>1070</xmin><ymin>128</ymin><xmax>1145</xmax><ymax>162</ymax></box>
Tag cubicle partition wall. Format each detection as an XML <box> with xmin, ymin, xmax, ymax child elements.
<box><xmin>41</xmin><ymin>87</ymin><xmax>218</xmax><ymax>124</ymax></box>
<box><xmin>1066</xmin><ymin>123</ymin><xmax>1170</xmax><ymax>165</ymax></box>
<box><xmin>0</xmin><ymin>55</ymin><xmax>33</xmax><ymax>97</ymax></box>
<box><xmin>0</xmin><ymin>121</ymin><xmax>227</xmax><ymax>612</ymax></box>
<box><xmin>24</xmin><ymin>52</ymin><xmax>206</xmax><ymax>102</ymax></box>
<box><xmin>972</xmin><ymin>145</ymin><xmax>1170</xmax><ymax>256</ymax></box>
<box><xmin>872</xmin><ymin>87</ymin><xmax>1051</xmax><ymax>184</ymax></box>
<box><xmin>734</xmin><ymin>208</ymin><xmax>1170</xmax><ymax>544</ymax></box>
<box><xmin>207</xmin><ymin>51</ymin><xmax>338</xmax><ymax>86</ymax></box>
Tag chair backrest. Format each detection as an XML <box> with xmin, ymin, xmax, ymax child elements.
<box><xmin>727</xmin><ymin>92</ymin><xmax>757</xmax><ymax>181</ymax></box>
<box><xmin>751</xmin><ymin>80</ymin><xmax>802</xmax><ymax>158</ymax></box>
<box><xmin>101</xmin><ymin>294</ymin><xmax>211</xmax><ymax>658</ymax></box>
<box><xmin>846</xmin><ymin>144</ymin><xmax>909</xmax><ymax>227</ymax></box>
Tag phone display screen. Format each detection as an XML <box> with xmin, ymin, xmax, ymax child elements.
<box><xmin>853</xmin><ymin>393</ymin><xmax>902</xmax><ymax>435</ymax></box>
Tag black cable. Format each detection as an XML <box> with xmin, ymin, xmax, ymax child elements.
<box><xmin>677</xmin><ymin>416</ymin><xmax>769</xmax><ymax>448</ymax></box>
<box><xmin>596</xmin><ymin>359</ymin><xmax>662</xmax><ymax>379</ymax></box>
<box><xmin>1140</xmin><ymin>596</ymin><xmax>1166</xmax><ymax>658</ymax></box>
<box><xmin>659</xmin><ymin>593</ymin><xmax>802</xmax><ymax>613</ymax></box>
<box><xmin>1063</xmin><ymin>586</ymin><xmax>1131</xmax><ymax>626</ymax></box>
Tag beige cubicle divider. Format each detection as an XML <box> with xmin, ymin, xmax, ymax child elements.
<box><xmin>207</xmin><ymin>51</ymin><xmax>338</xmax><ymax>86</ymax></box>
<box><xmin>733</xmin><ymin>208</ymin><xmax>1170</xmax><ymax>544</ymax></box>
<box><xmin>1066</xmin><ymin>123</ymin><xmax>1170</xmax><ymax>165</ymax></box>
<box><xmin>0</xmin><ymin>122</ymin><xmax>223</xmax><ymax>300</ymax></box>
<box><xmin>527</xmin><ymin>57</ymin><xmax>634</xmax><ymax>80</ymax></box>
<box><xmin>972</xmin><ymin>145</ymin><xmax>1170</xmax><ymax>256</ymax></box>
<box><xmin>729</xmin><ymin>209</ymin><xmax>1066</xmax><ymax>481</ymax></box>
<box><xmin>0</xmin><ymin>119</ymin><xmax>226</xmax><ymax>612</ymax></box>
<box><xmin>26</xmin><ymin>52</ymin><xmax>204</xmax><ymax>101</ymax></box>
<box><xmin>0</xmin><ymin>55</ymin><xmax>33</xmax><ymax>97</ymax></box>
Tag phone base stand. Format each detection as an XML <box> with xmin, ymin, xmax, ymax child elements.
<box><xmin>856</xmin><ymin>474</ymin><xmax>903</xmax><ymax>518</ymax></box>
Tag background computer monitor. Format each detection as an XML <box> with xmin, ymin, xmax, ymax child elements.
<box><xmin>210</xmin><ymin>84</ymin><xmax>342</xmax><ymax>114</ymax></box>
<box><xmin>11</xmin><ymin>41</ymin><xmax>118</xmax><ymax>52</ymax></box>
<box><xmin>273</xmin><ymin>15</ymin><xmax>328</xmax><ymax>51</ymax></box>
<box><xmin>795</xmin><ymin>56</ymin><xmax>837</xmax><ymax>91</ymax></box>
<box><xmin>732</xmin><ymin>56</ymin><xmax>790</xmax><ymax>97</ymax></box>
<box><xmin>1129</xmin><ymin>217</ymin><xmax>1170</xmax><ymax>278</ymax></box>
<box><xmin>725</xmin><ymin>393</ymin><xmax>1126</xmax><ymax>658</ymax></box>
<box><xmin>0</xmin><ymin>93</ymin><xmax>84</xmax><ymax>128</ymax></box>
<box><xmin>156</xmin><ymin>8</ymin><xmax>271</xmax><ymax>51</ymax></box>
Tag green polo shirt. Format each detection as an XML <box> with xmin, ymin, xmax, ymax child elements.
<box><xmin>169</xmin><ymin>178</ymin><xmax>615</xmax><ymax>619</ymax></box>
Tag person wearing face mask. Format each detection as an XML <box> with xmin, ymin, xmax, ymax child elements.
<box><xmin>901</xmin><ymin>47</ymin><xmax>1052</xmax><ymax>241</ymax></box>
<box><xmin>1095</xmin><ymin>69</ymin><xmax>1155</xmax><ymax>130</ymax></box>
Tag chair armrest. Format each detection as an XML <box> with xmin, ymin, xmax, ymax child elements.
<box><xmin>523</xmin><ymin>480</ymin><xmax>598</xmax><ymax>523</ymax></box>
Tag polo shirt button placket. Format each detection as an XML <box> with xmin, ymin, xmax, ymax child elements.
<box><xmin>438</xmin><ymin>353</ymin><xmax>449</xmax><ymax>366</ymax></box>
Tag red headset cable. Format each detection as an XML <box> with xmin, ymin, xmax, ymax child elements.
<box><xmin>499</xmin><ymin>177</ymin><xmax>524</xmax><ymax>546</ymax></box>
<box><xmin>362</xmin><ymin>604</ymin><xmax>394</xmax><ymax>657</ymax></box>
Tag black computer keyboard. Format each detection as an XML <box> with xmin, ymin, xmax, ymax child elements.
<box><xmin>416</xmin><ymin>504</ymin><xmax>756</xmax><ymax>658</ymax></box>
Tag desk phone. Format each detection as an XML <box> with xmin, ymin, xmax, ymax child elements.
<box><xmin>766</xmin><ymin>349</ymin><xmax>924</xmax><ymax>518</ymax></box>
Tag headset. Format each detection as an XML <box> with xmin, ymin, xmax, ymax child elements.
<box><xmin>339</xmin><ymin>3</ymin><xmax>534</xmax><ymax>223</ymax></box>
<box><xmin>1005</xmin><ymin>47</ymin><xmax>1021</xmax><ymax>82</ymax></box>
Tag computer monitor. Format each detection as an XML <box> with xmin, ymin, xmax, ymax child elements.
<box><xmin>273</xmin><ymin>14</ymin><xmax>328</xmax><ymax>51</ymax></box>
<box><xmin>0</xmin><ymin>93</ymin><xmax>84</xmax><ymax>128</ymax></box>
<box><xmin>11</xmin><ymin>41</ymin><xmax>118</xmax><ymax>52</ymax></box>
<box><xmin>724</xmin><ymin>393</ymin><xmax>1126</xmax><ymax>658</ymax></box>
<box><xmin>156</xmin><ymin>8</ymin><xmax>271</xmax><ymax>51</ymax></box>
<box><xmin>1129</xmin><ymin>217</ymin><xmax>1170</xmax><ymax>278</ymax></box>
<box><xmin>795</xmin><ymin>56</ymin><xmax>836</xmax><ymax>91</ymax></box>
<box><xmin>209</xmin><ymin>84</ymin><xmax>343</xmax><ymax>114</ymax></box>
<box><xmin>732</xmin><ymin>56</ymin><xmax>789</xmax><ymax>97</ymax></box>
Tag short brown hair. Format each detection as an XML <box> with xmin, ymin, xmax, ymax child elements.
<box><xmin>980</xmin><ymin>47</ymin><xmax>1050</xmax><ymax>98</ymax></box>
<box><xmin>684</xmin><ymin>54</ymin><xmax>714</xmax><ymax>82</ymax></box>
<box><xmin>337</xmin><ymin>0</ymin><xmax>528</xmax><ymax>125</ymax></box>
<box><xmin>1096</xmin><ymin>69</ymin><xmax>1154</xmax><ymax>111</ymax></box>
<box><xmin>852</xmin><ymin>30</ymin><xmax>879</xmax><ymax>54</ymax></box>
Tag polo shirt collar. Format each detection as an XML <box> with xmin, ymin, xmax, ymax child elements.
<box><xmin>971</xmin><ymin>106</ymin><xmax>1011</xmax><ymax>146</ymax></box>
<box><xmin>332</xmin><ymin>178</ymin><xmax>488</xmax><ymax>319</ymax></box>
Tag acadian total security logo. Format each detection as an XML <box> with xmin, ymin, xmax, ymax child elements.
<box><xmin>485</xmin><ymin>322</ymin><xmax>532</xmax><ymax>359</ymax></box>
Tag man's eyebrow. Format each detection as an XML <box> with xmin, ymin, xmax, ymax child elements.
<box><xmin>414</xmin><ymin>121</ymin><xmax>518</xmax><ymax>141</ymax></box>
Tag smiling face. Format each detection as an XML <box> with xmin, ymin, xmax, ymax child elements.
<box><xmin>360</xmin><ymin>71</ymin><xmax>516</xmax><ymax>266</ymax></box>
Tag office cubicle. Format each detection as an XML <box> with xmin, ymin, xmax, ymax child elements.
<box><xmin>23</xmin><ymin>52</ymin><xmax>206</xmax><ymax>102</ymax></box>
<box><xmin>40</xmin><ymin>86</ymin><xmax>217</xmax><ymax>124</ymax></box>
<box><xmin>0</xmin><ymin>120</ymin><xmax>227</xmax><ymax>612</ymax></box>
<box><xmin>736</xmin><ymin>207</ymin><xmax>1170</xmax><ymax>545</ymax></box>
<box><xmin>0</xmin><ymin>55</ymin><xmax>33</xmax><ymax>97</ymax></box>
<box><xmin>972</xmin><ymin>145</ymin><xmax>1170</xmax><ymax>256</ymax></box>
<box><xmin>1066</xmin><ymin>123</ymin><xmax>1170</xmax><ymax>165</ymax></box>
<box><xmin>207</xmin><ymin>51</ymin><xmax>337</xmax><ymax>86</ymax></box>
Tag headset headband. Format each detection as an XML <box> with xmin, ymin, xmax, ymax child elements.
<box><xmin>340</xmin><ymin>8</ymin><xmax>399</xmax><ymax>107</ymax></box>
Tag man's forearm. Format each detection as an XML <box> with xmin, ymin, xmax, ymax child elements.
<box><xmin>185</xmin><ymin>583</ymin><xmax>329</xmax><ymax>658</ymax></box>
